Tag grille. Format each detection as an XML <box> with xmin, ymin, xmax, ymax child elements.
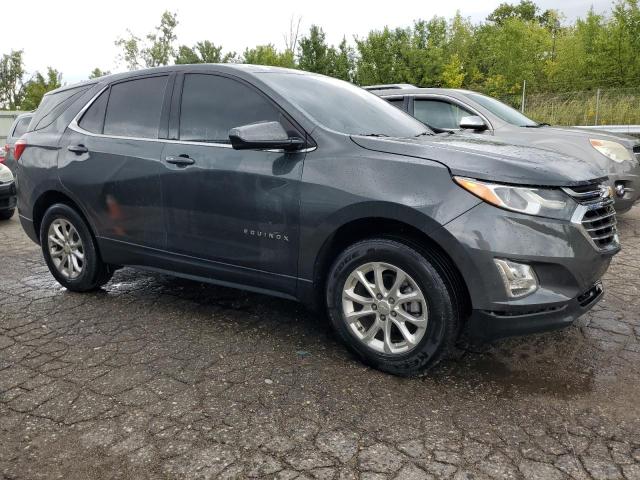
<box><xmin>581</xmin><ymin>199</ymin><xmax>617</xmax><ymax>249</ymax></box>
<box><xmin>564</xmin><ymin>184</ymin><xmax>618</xmax><ymax>250</ymax></box>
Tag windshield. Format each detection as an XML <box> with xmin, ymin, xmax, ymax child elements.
<box><xmin>258</xmin><ymin>72</ymin><xmax>430</xmax><ymax>137</ymax></box>
<box><xmin>465</xmin><ymin>93</ymin><xmax>538</xmax><ymax>127</ymax></box>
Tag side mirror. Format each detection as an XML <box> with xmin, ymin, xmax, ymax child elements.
<box><xmin>459</xmin><ymin>115</ymin><xmax>488</xmax><ymax>131</ymax></box>
<box><xmin>229</xmin><ymin>121</ymin><xmax>305</xmax><ymax>151</ymax></box>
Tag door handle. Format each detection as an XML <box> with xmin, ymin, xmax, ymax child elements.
<box><xmin>68</xmin><ymin>144</ymin><xmax>88</xmax><ymax>154</ymax></box>
<box><xmin>165</xmin><ymin>155</ymin><xmax>195</xmax><ymax>166</ymax></box>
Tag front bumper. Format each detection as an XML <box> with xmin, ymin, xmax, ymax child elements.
<box><xmin>0</xmin><ymin>181</ymin><xmax>16</xmax><ymax>211</ymax></box>
<box><xmin>432</xmin><ymin>202</ymin><xmax>618</xmax><ymax>340</ymax></box>
<box><xmin>468</xmin><ymin>282</ymin><xmax>603</xmax><ymax>340</ymax></box>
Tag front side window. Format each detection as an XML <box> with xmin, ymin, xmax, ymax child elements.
<box><xmin>103</xmin><ymin>76</ymin><xmax>168</xmax><ymax>139</ymax></box>
<box><xmin>179</xmin><ymin>74</ymin><xmax>283</xmax><ymax>143</ymax></box>
<box><xmin>413</xmin><ymin>99</ymin><xmax>473</xmax><ymax>130</ymax></box>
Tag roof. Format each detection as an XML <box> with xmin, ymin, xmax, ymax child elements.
<box><xmin>372</xmin><ymin>87</ymin><xmax>476</xmax><ymax>96</ymax></box>
<box><xmin>45</xmin><ymin>64</ymin><xmax>307</xmax><ymax>96</ymax></box>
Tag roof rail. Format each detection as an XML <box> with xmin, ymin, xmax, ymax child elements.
<box><xmin>362</xmin><ymin>84</ymin><xmax>417</xmax><ymax>91</ymax></box>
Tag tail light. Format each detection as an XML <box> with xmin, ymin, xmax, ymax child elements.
<box><xmin>14</xmin><ymin>138</ymin><xmax>26</xmax><ymax>162</ymax></box>
<box><xmin>0</xmin><ymin>144</ymin><xmax>6</xmax><ymax>163</ymax></box>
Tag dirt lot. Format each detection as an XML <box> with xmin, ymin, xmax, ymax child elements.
<box><xmin>1</xmin><ymin>207</ymin><xmax>639</xmax><ymax>480</ymax></box>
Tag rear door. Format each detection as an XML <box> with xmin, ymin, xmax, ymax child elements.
<box><xmin>59</xmin><ymin>74</ymin><xmax>173</xmax><ymax>254</ymax></box>
<box><xmin>160</xmin><ymin>72</ymin><xmax>306</xmax><ymax>295</ymax></box>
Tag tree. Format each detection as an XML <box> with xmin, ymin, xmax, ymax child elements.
<box><xmin>297</xmin><ymin>26</ymin><xmax>354</xmax><ymax>80</ymax></box>
<box><xmin>21</xmin><ymin>68</ymin><xmax>62</xmax><ymax>111</ymax></box>
<box><xmin>115</xmin><ymin>11</ymin><xmax>178</xmax><ymax>69</ymax></box>
<box><xmin>89</xmin><ymin>68</ymin><xmax>111</xmax><ymax>79</ymax></box>
<box><xmin>298</xmin><ymin>25</ymin><xmax>331</xmax><ymax>74</ymax></box>
<box><xmin>242</xmin><ymin>45</ymin><xmax>295</xmax><ymax>68</ymax></box>
<box><xmin>0</xmin><ymin>50</ymin><xmax>25</xmax><ymax>110</ymax></box>
<box><xmin>175</xmin><ymin>41</ymin><xmax>236</xmax><ymax>64</ymax></box>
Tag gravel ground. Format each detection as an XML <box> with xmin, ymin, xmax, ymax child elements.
<box><xmin>1</xmin><ymin>207</ymin><xmax>639</xmax><ymax>480</ymax></box>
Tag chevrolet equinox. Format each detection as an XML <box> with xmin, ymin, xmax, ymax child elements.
<box><xmin>15</xmin><ymin>65</ymin><xmax>619</xmax><ymax>375</ymax></box>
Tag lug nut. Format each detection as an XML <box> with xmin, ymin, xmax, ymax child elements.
<box><xmin>380</xmin><ymin>315</ymin><xmax>386</xmax><ymax>320</ymax></box>
<box><xmin>376</xmin><ymin>294</ymin><xmax>383</xmax><ymax>300</ymax></box>
<box><xmin>389</xmin><ymin>298</ymin><xmax>395</xmax><ymax>304</ymax></box>
<box><xmin>391</xmin><ymin>311</ymin><xmax>397</xmax><ymax>317</ymax></box>
<box><xmin>371</xmin><ymin>304</ymin><xmax>377</xmax><ymax>310</ymax></box>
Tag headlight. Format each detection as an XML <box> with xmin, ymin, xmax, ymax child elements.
<box><xmin>590</xmin><ymin>139</ymin><xmax>632</xmax><ymax>163</ymax></box>
<box><xmin>454</xmin><ymin>176</ymin><xmax>577</xmax><ymax>220</ymax></box>
<box><xmin>0</xmin><ymin>165</ymin><xmax>13</xmax><ymax>184</ymax></box>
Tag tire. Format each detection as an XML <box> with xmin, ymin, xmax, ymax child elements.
<box><xmin>0</xmin><ymin>209</ymin><xmax>14</xmax><ymax>220</ymax></box>
<box><xmin>40</xmin><ymin>203</ymin><xmax>113</xmax><ymax>292</ymax></box>
<box><xmin>326</xmin><ymin>238</ymin><xmax>460</xmax><ymax>376</ymax></box>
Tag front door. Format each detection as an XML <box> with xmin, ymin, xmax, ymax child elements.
<box><xmin>161</xmin><ymin>73</ymin><xmax>305</xmax><ymax>295</ymax></box>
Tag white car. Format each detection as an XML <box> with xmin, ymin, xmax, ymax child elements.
<box><xmin>0</xmin><ymin>163</ymin><xmax>16</xmax><ymax>220</ymax></box>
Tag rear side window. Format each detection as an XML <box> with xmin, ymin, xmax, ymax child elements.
<box><xmin>12</xmin><ymin>116</ymin><xmax>31</xmax><ymax>138</ymax></box>
<box><xmin>386</xmin><ymin>98</ymin><xmax>405</xmax><ymax>110</ymax></box>
<box><xmin>30</xmin><ymin>86</ymin><xmax>90</xmax><ymax>131</ymax></box>
<box><xmin>413</xmin><ymin>99</ymin><xmax>473</xmax><ymax>130</ymax></box>
<box><xmin>103</xmin><ymin>76</ymin><xmax>168</xmax><ymax>139</ymax></box>
<box><xmin>179</xmin><ymin>74</ymin><xmax>282</xmax><ymax>143</ymax></box>
<box><xmin>79</xmin><ymin>90</ymin><xmax>108</xmax><ymax>134</ymax></box>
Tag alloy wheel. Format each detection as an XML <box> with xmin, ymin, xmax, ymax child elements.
<box><xmin>47</xmin><ymin>218</ymin><xmax>85</xmax><ymax>279</ymax></box>
<box><xmin>342</xmin><ymin>262</ymin><xmax>428</xmax><ymax>354</ymax></box>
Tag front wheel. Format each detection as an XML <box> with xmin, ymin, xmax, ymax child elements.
<box><xmin>326</xmin><ymin>238</ymin><xmax>460</xmax><ymax>376</ymax></box>
<box><xmin>40</xmin><ymin>203</ymin><xmax>113</xmax><ymax>292</ymax></box>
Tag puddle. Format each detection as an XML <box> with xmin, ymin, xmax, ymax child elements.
<box><xmin>435</xmin><ymin>354</ymin><xmax>594</xmax><ymax>400</ymax></box>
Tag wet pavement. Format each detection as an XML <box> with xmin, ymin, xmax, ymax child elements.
<box><xmin>1</xmin><ymin>207</ymin><xmax>639</xmax><ymax>480</ymax></box>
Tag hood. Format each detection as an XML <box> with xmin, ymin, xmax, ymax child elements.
<box><xmin>351</xmin><ymin>134</ymin><xmax>605</xmax><ymax>187</ymax></box>
<box><xmin>537</xmin><ymin>125</ymin><xmax>638</xmax><ymax>148</ymax></box>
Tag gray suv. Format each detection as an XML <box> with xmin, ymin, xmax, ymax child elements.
<box><xmin>367</xmin><ymin>86</ymin><xmax>640</xmax><ymax>213</ymax></box>
<box><xmin>15</xmin><ymin>65</ymin><xmax>618</xmax><ymax>375</ymax></box>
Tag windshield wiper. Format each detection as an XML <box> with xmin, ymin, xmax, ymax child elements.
<box><xmin>414</xmin><ymin>131</ymin><xmax>434</xmax><ymax>137</ymax></box>
<box><xmin>358</xmin><ymin>133</ymin><xmax>390</xmax><ymax>137</ymax></box>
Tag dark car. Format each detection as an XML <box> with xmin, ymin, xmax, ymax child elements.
<box><xmin>15</xmin><ymin>65</ymin><xmax>618</xmax><ymax>375</ymax></box>
<box><xmin>2</xmin><ymin>112</ymin><xmax>33</xmax><ymax>173</ymax></box>
<box><xmin>0</xmin><ymin>164</ymin><xmax>17</xmax><ymax>220</ymax></box>
<box><xmin>366</xmin><ymin>85</ymin><xmax>640</xmax><ymax>213</ymax></box>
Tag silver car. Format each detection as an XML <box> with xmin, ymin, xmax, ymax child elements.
<box><xmin>368</xmin><ymin>85</ymin><xmax>640</xmax><ymax>213</ymax></box>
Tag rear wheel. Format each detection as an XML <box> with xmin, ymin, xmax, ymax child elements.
<box><xmin>40</xmin><ymin>203</ymin><xmax>113</xmax><ymax>292</ymax></box>
<box><xmin>326</xmin><ymin>238</ymin><xmax>459</xmax><ymax>376</ymax></box>
<box><xmin>0</xmin><ymin>209</ymin><xmax>14</xmax><ymax>220</ymax></box>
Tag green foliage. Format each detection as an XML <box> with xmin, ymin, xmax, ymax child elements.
<box><xmin>21</xmin><ymin>68</ymin><xmax>62</xmax><ymax>111</ymax></box>
<box><xmin>89</xmin><ymin>68</ymin><xmax>111</xmax><ymax>79</ymax></box>
<box><xmin>242</xmin><ymin>44</ymin><xmax>295</xmax><ymax>68</ymax></box>
<box><xmin>0</xmin><ymin>50</ymin><xmax>25</xmax><ymax>110</ymax></box>
<box><xmin>175</xmin><ymin>41</ymin><xmax>237</xmax><ymax>64</ymax></box>
<box><xmin>115</xmin><ymin>11</ymin><xmax>178</xmax><ymax>69</ymax></box>
<box><xmin>297</xmin><ymin>26</ymin><xmax>355</xmax><ymax>80</ymax></box>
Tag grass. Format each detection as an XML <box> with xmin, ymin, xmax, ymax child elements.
<box><xmin>501</xmin><ymin>88</ymin><xmax>640</xmax><ymax>126</ymax></box>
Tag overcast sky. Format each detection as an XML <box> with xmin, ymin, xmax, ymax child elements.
<box><xmin>1</xmin><ymin>0</ymin><xmax>613</xmax><ymax>84</ymax></box>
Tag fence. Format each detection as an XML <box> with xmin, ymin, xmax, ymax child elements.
<box><xmin>501</xmin><ymin>86</ymin><xmax>640</xmax><ymax>127</ymax></box>
<box><xmin>0</xmin><ymin>111</ymin><xmax>24</xmax><ymax>145</ymax></box>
